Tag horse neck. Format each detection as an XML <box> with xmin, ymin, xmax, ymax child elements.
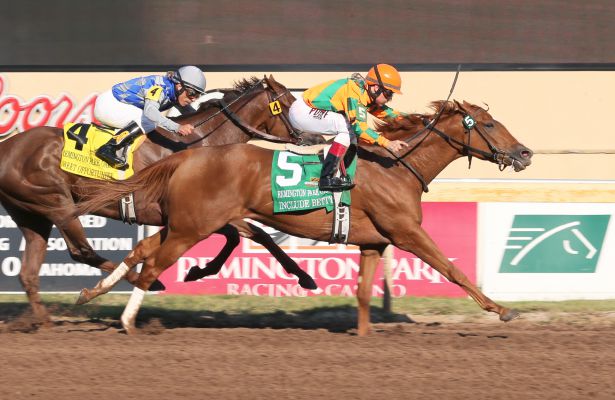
<box><xmin>180</xmin><ymin>104</ymin><xmax>253</xmax><ymax>147</ymax></box>
<box><xmin>133</xmin><ymin>105</ymin><xmax>252</xmax><ymax>167</ymax></box>
<box><xmin>385</xmin><ymin>117</ymin><xmax>465</xmax><ymax>186</ymax></box>
<box><xmin>230</xmin><ymin>89</ymin><xmax>294</xmax><ymax>141</ymax></box>
<box><xmin>135</xmin><ymin>87</ymin><xmax>290</xmax><ymax>166</ymax></box>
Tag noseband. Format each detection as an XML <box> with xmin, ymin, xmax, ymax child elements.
<box><xmin>392</xmin><ymin>103</ymin><xmax>515</xmax><ymax>192</ymax></box>
<box><xmin>427</xmin><ymin>105</ymin><xmax>510</xmax><ymax>171</ymax></box>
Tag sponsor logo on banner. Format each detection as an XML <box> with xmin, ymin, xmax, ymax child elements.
<box><xmin>0</xmin><ymin>206</ymin><xmax>141</xmax><ymax>292</ymax></box>
<box><xmin>0</xmin><ymin>75</ymin><xmax>97</xmax><ymax>136</ymax></box>
<box><xmin>499</xmin><ymin>214</ymin><xmax>610</xmax><ymax>273</ymax></box>
<box><xmin>158</xmin><ymin>203</ymin><xmax>477</xmax><ymax>297</ymax></box>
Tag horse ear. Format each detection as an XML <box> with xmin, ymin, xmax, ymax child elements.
<box><xmin>462</xmin><ymin>100</ymin><xmax>480</xmax><ymax>113</ymax></box>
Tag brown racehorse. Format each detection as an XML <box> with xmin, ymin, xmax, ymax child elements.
<box><xmin>0</xmin><ymin>75</ymin><xmax>321</xmax><ymax>325</ymax></box>
<box><xmin>74</xmin><ymin>100</ymin><xmax>533</xmax><ymax>335</ymax></box>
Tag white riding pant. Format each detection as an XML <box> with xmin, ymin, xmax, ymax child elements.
<box><xmin>94</xmin><ymin>90</ymin><xmax>157</xmax><ymax>133</ymax></box>
<box><xmin>289</xmin><ymin>97</ymin><xmax>351</xmax><ymax>147</ymax></box>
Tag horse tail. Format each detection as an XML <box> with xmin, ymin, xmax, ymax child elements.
<box><xmin>74</xmin><ymin>152</ymin><xmax>189</xmax><ymax>216</ymax></box>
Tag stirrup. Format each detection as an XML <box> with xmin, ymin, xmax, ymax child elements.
<box><xmin>96</xmin><ymin>144</ymin><xmax>128</xmax><ymax>170</ymax></box>
<box><xmin>319</xmin><ymin>176</ymin><xmax>355</xmax><ymax>192</ymax></box>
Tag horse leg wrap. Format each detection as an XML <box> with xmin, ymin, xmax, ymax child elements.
<box><xmin>121</xmin><ymin>287</ymin><xmax>145</xmax><ymax>331</ymax></box>
<box><xmin>100</xmin><ymin>262</ymin><xmax>130</xmax><ymax>292</ymax></box>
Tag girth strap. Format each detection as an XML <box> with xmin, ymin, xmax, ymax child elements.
<box><xmin>330</xmin><ymin>189</ymin><xmax>351</xmax><ymax>244</ymax></box>
<box><xmin>119</xmin><ymin>193</ymin><xmax>137</xmax><ymax>225</ymax></box>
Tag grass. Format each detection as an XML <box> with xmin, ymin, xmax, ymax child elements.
<box><xmin>2</xmin><ymin>294</ymin><xmax>615</xmax><ymax>331</ymax></box>
<box><xmin>2</xmin><ymin>293</ymin><xmax>615</xmax><ymax>316</ymax></box>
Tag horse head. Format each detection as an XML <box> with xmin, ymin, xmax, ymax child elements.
<box><xmin>160</xmin><ymin>76</ymin><xmax>323</xmax><ymax>147</ymax></box>
<box><xmin>261</xmin><ymin>75</ymin><xmax>325</xmax><ymax>145</ymax></box>
<box><xmin>449</xmin><ymin>100</ymin><xmax>533</xmax><ymax>171</ymax></box>
<box><xmin>382</xmin><ymin>100</ymin><xmax>533</xmax><ymax>173</ymax></box>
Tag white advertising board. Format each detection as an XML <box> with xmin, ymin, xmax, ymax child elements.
<box><xmin>479</xmin><ymin>203</ymin><xmax>615</xmax><ymax>301</ymax></box>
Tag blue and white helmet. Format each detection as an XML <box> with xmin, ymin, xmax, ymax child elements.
<box><xmin>172</xmin><ymin>65</ymin><xmax>206</xmax><ymax>95</ymax></box>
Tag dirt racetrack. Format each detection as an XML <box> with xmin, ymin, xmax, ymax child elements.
<box><xmin>1</xmin><ymin>311</ymin><xmax>615</xmax><ymax>400</ymax></box>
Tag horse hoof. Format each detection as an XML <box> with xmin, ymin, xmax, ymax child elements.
<box><xmin>148</xmin><ymin>279</ymin><xmax>166</xmax><ymax>291</ymax></box>
<box><xmin>76</xmin><ymin>288</ymin><xmax>91</xmax><ymax>305</ymax></box>
<box><xmin>500</xmin><ymin>308</ymin><xmax>520</xmax><ymax>322</ymax></box>
<box><xmin>123</xmin><ymin>324</ymin><xmax>139</xmax><ymax>335</ymax></box>
<box><xmin>184</xmin><ymin>266</ymin><xmax>210</xmax><ymax>282</ymax></box>
<box><xmin>298</xmin><ymin>275</ymin><xmax>318</xmax><ymax>290</ymax></box>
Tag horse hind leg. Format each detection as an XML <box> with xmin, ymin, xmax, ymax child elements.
<box><xmin>122</xmin><ymin>230</ymin><xmax>206</xmax><ymax>334</ymax></box>
<box><xmin>75</xmin><ymin>228</ymin><xmax>167</xmax><ymax>305</ymax></box>
<box><xmin>57</xmin><ymin>217</ymin><xmax>165</xmax><ymax>291</ymax></box>
<box><xmin>15</xmin><ymin>217</ymin><xmax>54</xmax><ymax>326</ymax></box>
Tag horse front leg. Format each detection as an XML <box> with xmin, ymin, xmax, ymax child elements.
<box><xmin>357</xmin><ymin>245</ymin><xmax>386</xmax><ymax>336</ymax></box>
<box><xmin>184</xmin><ymin>222</ymin><xmax>318</xmax><ymax>290</ymax></box>
<box><xmin>75</xmin><ymin>229</ymin><xmax>166</xmax><ymax>305</ymax></box>
<box><xmin>243</xmin><ymin>222</ymin><xmax>317</xmax><ymax>290</ymax></box>
<box><xmin>183</xmin><ymin>224</ymin><xmax>240</xmax><ymax>281</ymax></box>
<box><xmin>392</xmin><ymin>224</ymin><xmax>519</xmax><ymax>321</ymax></box>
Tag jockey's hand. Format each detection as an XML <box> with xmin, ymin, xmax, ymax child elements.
<box><xmin>385</xmin><ymin>140</ymin><xmax>409</xmax><ymax>153</ymax></box>
<box><xmin>178</xmin><ymin>124</ymin><xmax>195</xmax><ymax>136</ymax></box>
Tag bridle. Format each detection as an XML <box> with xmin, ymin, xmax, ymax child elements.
<box><xmin>429</xmin><ymin>104</ymin><xmax>511</xmax><ymax>170</ymax></box>
<box><xmin>391</xmin><ymin>103</ymin><xmax>513</xmax><ymax>193</ymax></box>
<box><xmin>264</xmin><ymin>83</ymin><xmax>304</xmax><ymax>141</ymax></box>
<box><xmin>378</xmin><ymin>65</ymin><xmax>514</xmax><ymax>192</ymax></box>
<box><xmin>183</xmin><ymin>78</ymin><xmax>300</xmax><ymax>146</ymax></box>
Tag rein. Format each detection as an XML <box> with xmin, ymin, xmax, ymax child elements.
<box><xmin>219</xmin><ymin>97</ymin><xmax>297</xmax><ymax>143</ymax></box>
<box><xmin>379</xmin><ymin>65</ymin><xmax>522</xmax><ymax>192</ymax></box>
<box><xmin>388</xmin><ymin>65</ymin><xmax>462</xmax><ymax>192</ymax></box>
<box><xmin>431</xmin><ymin>103</ymin><xmax>510</xmax><ymax>170</ymax></box>
<box><xmin>218</xmin><ymin>82</ymin><xmax>301</xmax><ymax>143</ymax></box>
<box><xmin>390</xmin><ymin>105</ymin><xmax>512</xmax><ymax>193</ymax></box>
<box><xmin>183</xmin><ymin>79</ymin><xmax>298</xmax><ymax>146</ymax></box>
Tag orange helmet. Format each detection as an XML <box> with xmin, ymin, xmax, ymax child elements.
<box><xmin>366</xmin><ymin>64</ymin><xmax>402</xmax><ymax>94</ymax></box>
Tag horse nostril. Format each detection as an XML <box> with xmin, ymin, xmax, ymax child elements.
<box><xmin>520</xmin><ymin>149</ymin><xmax>533</xmax><ymax>159</ymax></box>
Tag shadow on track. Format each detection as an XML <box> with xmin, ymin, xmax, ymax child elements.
<box><xmin>0</xmin><ymin>301</ymin><xmax>413</xmax><ymax>334</ymax></box>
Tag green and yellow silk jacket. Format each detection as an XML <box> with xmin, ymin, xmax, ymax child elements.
<box><xmin>303</xmin><ymin>76</ymin><xmax>402</xmax><ymax>147</ymax></box>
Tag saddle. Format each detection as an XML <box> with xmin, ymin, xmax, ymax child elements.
<box><xmin>269</xmin><ymin>147</ymin><xmax>356</xmax><ymax>243</ymax></box>
<box><xmin>60</xmin><ymin>123</ymin><xmax>145</xmax><ymax>181</ymax></box>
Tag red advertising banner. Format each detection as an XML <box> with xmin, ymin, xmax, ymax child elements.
<box><xmin>0</xmin><ymin>75</ymin><xmax>98</xmax><ymax>136</ymax></box>
<box><xmin>158</xmin><ymin>202</ymin><xmax>477</xmax><ymax>298</ymax></box>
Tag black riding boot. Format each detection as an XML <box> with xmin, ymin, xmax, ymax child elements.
<box><xmin>319</xmin><ymin>152</ymin><xmax>355</xmax><ymax>192</ymax></box>
<box><xmin>341</xmin><ymin>143</ymin><xmax>357</xmax><ymax>175</ymax></box>
<box><xmin>95</xmin><ymin>122</ymin><xmax>143</xmax><ymax>169</ymax></box>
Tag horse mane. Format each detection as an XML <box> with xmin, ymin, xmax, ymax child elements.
<box><xmin>232</xmin><ymin>76</ymin><xmax>263</xmax><ymax>93</ymax></box>
<box><xmin>357</xmin><ymin>100</ymin><xmax>468</xmax><ymax>166</ymax></box>
<box><xmin>375</xmin><ymin>100</ymin><xmax>460</xmax><ymax>134</ymax></box>
<box><xmin>171</xmin><ymin>76</ymin><xmax>264</xmax><ymax>118</ymax></box>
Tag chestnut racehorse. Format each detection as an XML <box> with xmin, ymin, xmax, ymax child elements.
<box><xmin>74</xmin><ymin>100</ymin><xmax>533</xmax><ymax>335</ymax></box>
<box><xmin>0</xmin><ymin>75</ymin><xmax>321</xmax><ymax>325</ymax></box>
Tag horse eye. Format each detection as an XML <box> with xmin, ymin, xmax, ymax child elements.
<box><xmin>484</xmin><ymin>122</ymin><xmax>494</xmax><ymax>128</ymax></box>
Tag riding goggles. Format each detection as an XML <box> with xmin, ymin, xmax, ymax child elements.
<box><xmin>182</xmin><ymin>85</ymin><xmax>202</xmax><ymax>99</ymax></box>
<box><xmin>383</xmin><ymin>88</ymin><xmax>394</xmax><ymax>100</ymax></box>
